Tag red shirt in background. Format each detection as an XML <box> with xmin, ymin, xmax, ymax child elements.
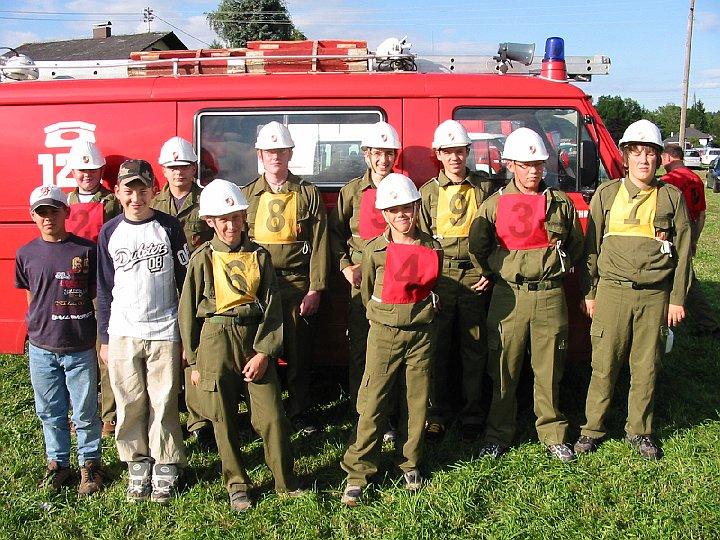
<box><xmin>661</xmin><ymin>166</ymin><xmax>706</xmax><ymax>222</ymax></box>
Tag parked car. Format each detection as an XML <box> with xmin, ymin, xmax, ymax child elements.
<box><xmin>707</xmin><ymin>157</ymin><xmax>720</xmax><ymax>192</ymax></box>
<box><xmin>701</xmin><ymin>148</ymin><xmax>720</xmax><ymax>167</ymax></box>
<box><xmin>684</xmin><ymin>149</ymin><xmax>702</xmax><ymax>169</ymax></box>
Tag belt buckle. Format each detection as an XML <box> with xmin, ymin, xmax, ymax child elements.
<box><xmin>631</xmin><ymin>282</ymin><xmax>640</xmax><ymax>290</ymax></box>
<box><xmin>527</xmin><ymin>282</ymin><xmax>538</xmax><ymax>291</ymax></box>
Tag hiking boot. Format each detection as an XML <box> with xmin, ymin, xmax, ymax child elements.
<box><xmin>460</xmin><ymin>423</ymin><xmax>483</xmax><ymax>443</ymax></box>
<box><xmin>78</xmin><ymin>459</ymin><xmax>105</xmax><ymax>495</ymax></box>
<box><xmin>229</xmin><ymin>490</ymin><xmax>252</xmax><ymax>512</ymax></box>
<box><xmin>101</xmin><ymin>421</ymin><xmax>116</xmax><ymax>438</ymax></box>
<box><xmin>39</xmin><ymin>460</ymin><xmax>72</xmax><ymax>493</ymax></box>
<box><xmin>574</xmin><ymin>435</ymin><xmax>600</xmax><ymax>455</ymax></box>
<box><xmin>625</xmin><ymin>435</ymin><xmax>661</xmax><ymax>460</ymax></box>
<box><xmin>403</xmin><ymin>469</ymin><xmax>424</xmax><ymax>492</ymax></box>
<box><xmin>126</xmin><ymin>461</ymin><xmax>152</xmax><ymax>502</ymax></box>
<box><xmin>547</xmin><ymin>443</ymin><xmax>576</xmax><ymax>462</ymax></box>
<box><xmin>341</xmin><ymin>484</ymin><xmax>362</xmax><ymax>507</ymax></box>
<box><xmin>477</xmin><ymin>443</ymin><xmax>508</xmax><ymax>459</ymax></box>
<box><xmin>424</xmin><ymin>421</ymin><xmax>446</xmax><ymax>443</ymax></box>
<box><xmin>151</xmin><ymin>464</ymin><xmax>180</xmax><ymax>504</ymax></box>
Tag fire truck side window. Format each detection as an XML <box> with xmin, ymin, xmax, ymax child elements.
<box><xmin>454</xmin><ymin>107</ymin><xmax>591</xmax><ymax>192</ymax></box>
<box><xmin>198</xmin><ymin>110</ymin><xmax>383</xmax><ymax>189</ymax></box>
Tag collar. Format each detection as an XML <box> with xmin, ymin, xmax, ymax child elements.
<box><xmin>249</xmin><ymin>172</ymin><xmax>303</xmax><ymax>196</ymax></box>
<box><xmin>623</xmin><ymin>176</ymin><xmax>658</xmax><ymax>198</ymax></box>
<box><xmin>210</xmin><ymin>232</ymin><xmax>252</xmax><ymax>253</ymax></box>
<box><xmin>359</xmin><ymin>169</ymin><xmax>377</xmax><ymax>190</ymax></box>
<box><xmin>505</xmin><ymin>179</ymin><xmax>549</xmax><ymax>195</ymax></box>
<box><xmin>437</xmin><ymin>168</ymin><xmax>474</xmax><ymax>187</ymax></box>
<box><xmin>155</xmin><ymin>182</ymin><xmax>202</xmax><ymax>203</ymax></box>
<box><xmin>374</xmin><ymin>226</ymin><xmax>422</xmax><ymax>250</ymax></box>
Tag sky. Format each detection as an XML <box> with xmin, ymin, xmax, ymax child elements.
<box><xmin>1</xmin><ymin>0</ymin><xmax>719</xmax><ymax>111</ymax></box>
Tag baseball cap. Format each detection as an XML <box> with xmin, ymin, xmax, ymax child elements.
<box><xmin>117</xmin><ymin>159</ymin><xmax>155</xmax><ymax>187</ymax></box>
<box><xmin>29</xmin><ymin>185</ymin><xmax>68</xmax><ymax>212</ymax></box>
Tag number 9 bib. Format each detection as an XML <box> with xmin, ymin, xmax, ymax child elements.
<box><xmin>254</xmin><ymin>192</ymin><xmax>298</xmax><ymax>244</ymax></box>
<box><xmin>67</xmin><ymin>202</ymin><xmax>104</xmax><ymax>242</ymax></box>
<box><xmin>358</xmin><ymin>189</ymin><xmax>387</xmax><ymax>240</ymax></box>
<box><xmin>437</xmin><ymin>184</ymin><xmax>477</xmax><ymax>238</ymax></box>
<box><xmin>212</xmin><ymin>251</ymin><xmax>261</xmax><ymax>313</ymax></box>
<box><xmin>381</xmin><ymin>243</ymin><xmax>440</xmax><ymax>304</ymax></box>
<box><xmin>495</xmin><ymin>193</ymin><xmax>550</xmax><ymax>250</ymax></box>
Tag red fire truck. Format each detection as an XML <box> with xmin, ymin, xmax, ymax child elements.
<box><xmin>0</xmin><ymin>37</ymin><xmax>622</xmax><ymax>362</ymax></box>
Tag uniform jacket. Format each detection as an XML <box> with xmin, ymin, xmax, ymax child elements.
<box><xmin>151</xmin><ymin>182</ymin><xmax>213</xmax><ymax>252</ymax></box>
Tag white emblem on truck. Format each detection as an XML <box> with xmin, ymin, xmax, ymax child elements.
<box><xmin>38</xmin><ymin>121</ymin><xmax>98</xmax><ymax>187</ymax></box>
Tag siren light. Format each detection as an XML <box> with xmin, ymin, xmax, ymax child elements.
<box><xmin>539</xmin><ymin>37</ymin><xmax>568</xmax><ymax>82</ymax></box>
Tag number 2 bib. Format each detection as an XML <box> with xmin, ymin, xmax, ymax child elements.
<box><xmin>495</xmin><ymin>193</ymin><xmax>550</xmax><ymax>250</ymax></box>
<box><xmin>254</xmin><ymin>191</ymin><xmax>298</xmax><ymax>244</ymax></box>
<box><xmin>67</xmin><ymin>202</ymin><xmax>104</xmax><ymax>243</ymax></box>
<box><xmin>437</xmin><ymin>184</ymin><xmax>477</xmax><ymax>238</ymax></box>
<box><xmin>381</xmin><ymin>243</ymin><xmax>440</xmax><ymax>304</ymax></box>
<box><xmin>358</xmin><ymin>189</ymin><xmax>387</xmax><ymax>240</ymax></box>
<box><xmin>212</xmin><ymin>251</ymin><xmax>261</xmax><ymax>313</ymax></box>
<box><xmin>605</xmin><ymin>182</ymin><xmax>657</xmax><ymax>239</ymax></box>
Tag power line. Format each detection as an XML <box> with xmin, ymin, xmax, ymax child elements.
<box><xmin>153</xmin><ymin>14</ymin><xmax>212</xmax><ymax>47</ymax></box>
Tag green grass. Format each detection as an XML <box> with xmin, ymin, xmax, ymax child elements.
<box><xmin>2</xmin><ymin>175</ymin><xmax>720</xmax><ymax>539</ymax></box>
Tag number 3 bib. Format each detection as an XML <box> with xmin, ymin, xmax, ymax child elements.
<box><xmin>254</xmin><ymin>192</ymin><xmax>298</xmax><ymax>244</ymax></box>
<box><xmin>358</xmin><ymin>189</ymin><xmax>387</xmax><ymax>240</ymax></box>
<box><xmin>212</xmin><ymin>251</ymin><xmax>261</xmax><ymax>313</ymax></box>
<box><xmin>67</xmin><ymin>202</ymin><xmax>104</xmax><ymax>243</ymax></box>
<box><xmin>495</xmin><ymin>193</ymin><xmax>550</xmax><ymax>250</ymax></box>
<box><xmin>381</xmin><ymin>243</ymin><xmax>440</xmax><ymax>304</ymax></box>
<box><xmin>437</xmin><ymin>184</ymin><xmax>477</xmax><ymax>238</ymax></box>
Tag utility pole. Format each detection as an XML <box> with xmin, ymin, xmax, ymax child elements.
<box><xmin>143</xmin><ymin>7</ymin><xmax>155</xmax><ymax>33</ymax></box>
<box><xmin>679</xmin><ymin>0</ymin><xmax>695</xmax><ymax>148</ymax></box>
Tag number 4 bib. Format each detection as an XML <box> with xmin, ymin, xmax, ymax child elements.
<box><xmin>67</xmin><ymin>202</ymin><xmax>104</xmax><ymax>243</ymax></box>
<box><xmin>254</xmin><ymin>192</ymin><xmax>298</xmax><ymax>244</ymax></box>
<box><xmin>212</xmin><ymin>251</ymin><xmax>261</xmax><ymax>314</ymax></box>
<box><xmin>495</xmin><ymin>193</ymin><xmax>550</xmax><ymax>250</ymax></box>
<box><xmin>381</xmin><ymin>243</ymin><xmax>440</xmax><ymax>304</ymax></box>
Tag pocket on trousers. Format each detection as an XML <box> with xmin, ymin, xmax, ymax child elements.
<box><xmin>195</xmin><ymin>376</ymin><xmax>223</xmax><ymax>422</ymax></box>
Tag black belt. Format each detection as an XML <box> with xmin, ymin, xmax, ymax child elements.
<box><xmin>443</xmin><ymin>259</ymin><xmax>474</xmax><ymax>270</ymax></box>
<box><xmin>603</xmin><ymin>279</ymin><xmax>667</xmax><ymax>291</ymax></box>
<box><xmin>507</xmin><ymin>280</ymin><xmax>562</xmax><ymax>291</ymax></box>
<box><xmin>275</xmin><ymin>267</ymin><xmax>309</xmax><ymax>277</ymax></box>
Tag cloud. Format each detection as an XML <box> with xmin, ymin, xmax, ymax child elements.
<box><xmin>698</xmin><ymin>12</ymin><xmax>720</xmax><ymax>32</ymax></box>
<box><xmin>1</xmin><ymin>30</ymin><xmax>42</xmax><ymax>48</ymax></box>
<box><xmin>699</xmin><ymin>68</ymin><xmax>720</xmax><ymax>79</ymax></box>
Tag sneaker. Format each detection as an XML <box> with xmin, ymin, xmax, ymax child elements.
<box><xmin>78</xmin><ymin>459</ymin><xmax>105</xmax><ymax>495</ymax></box>
<box><xmin>477</xmin><ymin>443</ymin><xmax>508</xmax><ymax>459</ymax></box>
<box><xmin>574</xmin><ymin>435</ymin><xmax>600</xmax><ymax>455</ymax></box>
<box><xmin>192</xmin><ymin>425</ymin><xmax>217</xmax><ymax>451</ymax></box>
<box><xmin>292</xmin><ymin>414</ymin><xmax>319</xmax><ymax>437</ymax></box>
<box><xmin>547</xmin><ymin>443</ymin><xmax>576</xmax><ymax>462</ymax></box>
<box><xmin>460</xmin><ymin>423</ymin><xmax>483</xmax><ymax>443</ymax></box>
<box><xmin>126</xmin><ymin>461</ymin><xmax>152</xmax><ymax>502</ymax></box>
<box><xmin>101</xmin><ymin>421</ymin><xmax>116</xmax><ymax>438</ymax></box>
<box><xmin>625</xmin><ymin>434</ymin><xmax>661</xmax><ymax>460</ymax></box>
<box><xmin>340</xmin><ymin>484</ymin><xmax>363</xmax><ymax>507</ymax></box>
<box><xmin>403</xmin><ymin>469</ymin><xmax>424</xmax><ymax>492</ymax></box>
<box><xmin>383</xmin><ymin>428</ymin><xmax>398</xmax><ymax>444</ymax></box>
<box><xmin>151</xmin><ymin>464</ymin><xmax>179</xmax><ymax>504</ymax></box>
<box><xmin>424</xmin><ymin>421</ymin><xmax>446</xmax><ymax>443</ymax></box>
<box><xmin>38</xmin><ymin>460</ymin><xmax>72</xmax><ymax>493</ymax></box>
<box><xmin>229</xmin><ymin>490</ymin><xmax>252</xmax><ymax>512</ymax></box>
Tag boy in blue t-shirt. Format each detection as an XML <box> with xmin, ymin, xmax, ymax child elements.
<box><xmin>15</xmin><ymin>185</ymin><xmax>104</xmax><ymax>495</ymax></box>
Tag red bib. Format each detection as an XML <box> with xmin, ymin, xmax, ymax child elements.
<box><xmin>381</xmin><ymin>243</ymin><xmax>439</xmax><ymax>304</ymax></box>
<box><xmin>67</xmin><ymin>202</ymin><xmax>104</xmax><ymax>243</ymax></box>
<box><xmin>495</xmin><ymin>193</ymin><xmax>550</xmax><ymax>250</ymax></box>
<box><xmin>358</xmin><ymin>189</ymin><xmax>387</xmax><ymax>240</ymax></box>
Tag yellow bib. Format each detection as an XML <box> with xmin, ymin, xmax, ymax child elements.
<box><xmin>254</xmin><ymin>191</ymin><xmax>298</xmax><ymax>244</ymax></box>
<box><xmin>212</xmin><ymin>251</ymin><xmax>261</xmax><ymax>313</ymax></box>
<box><xmin>436</xmin><ymin>183</ymin><xmax>477</xmax><ymax>238</ymax></box>
<box><xmin>606</xmin><ymin>182</ymin><xmax>657</xmax><ymax>239</ymax></box>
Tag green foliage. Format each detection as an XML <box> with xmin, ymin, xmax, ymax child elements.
<box><xmin>207</xmin><ymin>0</ymin><xmax>306</xmax><ymax>48</ymax></box>
<box><xmin>594</xmin><ymin>95</ymin><xmax>647</xmax><ymax>142</ymax></box>
<box><xmin>650</xmin><ymin>103</ymin><xmax>681</xmax><ymax>139</ymax></box>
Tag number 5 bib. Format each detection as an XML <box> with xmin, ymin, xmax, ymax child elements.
<box><xmin>67</xmin><ymin>202</ymin><xmax>104</xmax><ymax>243</ymax></box>
<box><xmin>381</xmin><ymin>243</ymin><xmax>440</xmax><ymax>304</ymax></box>
<box><xmin>437</xmin><ymin>183</ymin><xmax>477</xmax><ymax>238</ymax></box>
<box><xmin>254</xmin><ymin>192</ymin><xmax>298</xmax><ymax>244</ymax></box>
<box><xmin>495</xmin><ymin>193</ymin><xmax>550</xmax><ymax>250</ymax></box>
<box><xmin>212</xmin><ymin>251</ymin><xmax>261</xmax><ymax>313</ymax></box>
<box><xmin>358</xmin><ymin>189</ymin><xmax>387</xmax><ymax>240</ymax></box>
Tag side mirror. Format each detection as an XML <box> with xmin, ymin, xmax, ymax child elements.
<box><xmin>579</xmin><ymin>139</ymin><xmax>599</xmax><ymax>191</ymax></box>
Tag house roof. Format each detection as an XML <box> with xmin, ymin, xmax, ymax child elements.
<box><xmin>664</xmin><ymin>124</ymin><xmax>713</xmax><ymax>143</ymax></box>
<box><xmin>10</xmin><ymin>32</ymin><xmax>187</xmax><ymax>61</ymax></box>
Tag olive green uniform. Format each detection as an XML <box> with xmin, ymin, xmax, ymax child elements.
<box><xmin>68</xmin><ymin>186</ymin><xmax>122</xmax><ymax>424</ymax></box>
<box><xmin>242</xmin><ymin>173</ymin><xmax>330</xmax><ymax>419</ymax></box>
<box><xmin>328</xmin><ymin>169</ymin><xmax>382</xmax><ymax>404</ymax></box>
<box><xmin>178</xmin><ymin>235</ymin><xmax>297</xmax><ymax>495</ymax></box>
<box><xmin>580</xmin><ymin>177</ymin><xmax>691</xmax><ymax>439</ymax></box>
<box><xmin>469</xmin><ymin>180</ymin><xmax>584</xmax><ymax>447</ymax></box>
<box><xmin>152</xmin><ymin>182</ymin><xmax>215</xmax><ymax>434</ymax></box>
<box><xmin>341</xmin><ymin>230</ymin><xmax>442</xmax><ymax>487</ymax></box>
<box><xmin>419</xmin><ymin>169</ymin><xmax>496</xmax><ymax>428</ymax></box>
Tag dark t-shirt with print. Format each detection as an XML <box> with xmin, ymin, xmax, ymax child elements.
<box><xmin>15</xmin><ymin>234</ymin><xmax>97</xmax><ymax>353</ymax></box>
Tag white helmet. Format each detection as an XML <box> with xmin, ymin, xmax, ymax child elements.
<box><xmin>618</xmin><ymin>119</ymin><xmax>663</xmax><ymax>150</ymax></box>
<box><xmin>361</xmin><ymin>121</ymin><xmax>401</xmax><ymax>150</ymax></box>
<box><xmin>67</xmin><ymin>140</ymin><xmax>105</xmax><ymax>170</ymax></box>
<box><xmin>159</xmin><ymin>136</ymin><xmax>198</xmax><ymax>166</ymax></box>
<box><xmin>255</xmin><ymin>121</ymin><xmax>294</xmax><ymax>150</ymax></box>
<box><xmin>0</xmin><ymin>54</ymin><xmax>38</xmax><ymax>81</ymax></box>
<box><xmin>432</xmin><ymin>120</ymin><xmax>472</xmax><ymax>149</ymax></box>
<box><xmin>375</xmin><ymin>173</ymin><xmax>420</xmax><ymax>210</ymax></box>
<box><xmin>502</xmin><ymin>127</ymin><xmax>549</xmax><ymax>161</ymax></box>
<box><xmin>199</xmin><ymin>179</ymin><xmax>249</xmax><ymax>217</ymax></box>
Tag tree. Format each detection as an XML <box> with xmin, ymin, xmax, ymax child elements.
<box><xmin>207</xmin><ymin>0</ymin><xmax>306</xmax><ymax>48</ymax></box>
<box><xmin>651</xmin><ymin>104</ymin><xmax>681</xmax><ymax>140</ymax></box>
<box><xmin>687</xmin><ymin>96</ymin><xmax>710</xmax><ymax>133</ymax></box>
<box><xmin>595</xmin><ymin>95</ymin><xmax>646</xmax><ymax>142</ymax></box>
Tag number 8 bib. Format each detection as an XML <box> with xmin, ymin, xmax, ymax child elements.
<box><xmin>254</xmin><ymin>192</ymin><xmax>297</xmax><ymax>244</ymax></box>
<box><xmin>495</xmin><ymin>193</ymin><xmax>550</xmax><ymax>250</ymax></box>
<box><xmin>381</xmin><ymin>243</ymin><xmax>440</xmax><ymax>304</ymax></box>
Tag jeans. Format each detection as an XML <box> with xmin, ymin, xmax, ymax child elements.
<box><xmin>28</xmin><ymin>343</ymin><xmax>102</xmax><ymax>467</ymax></box>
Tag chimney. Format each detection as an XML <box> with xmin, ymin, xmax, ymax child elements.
<box><xmin>93</xmin><ymin>22</ymin><xmax>112</xmax><ymax>39</ymax></box>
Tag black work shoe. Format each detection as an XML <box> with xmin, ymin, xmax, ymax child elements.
<box><xmin>424</xmin><ymin>421</ymin><xmax>446</xmax><ymax>443</ymax></box>
<box><xmin>39</xmin><ymin>460</ymin><xmax>72</xmax><ymax>493</ymax></box>
<box><xmin>547</xmin><ymin>443</ymin><xmax>576</xmax><ymax>462</ymax></box>
<box><xmin>341</xmin><ymin>484</ymin><xmax>362</xmax><ymax>507</ymax></box>
<box><xmin>403</xmin><ymin>469</ymin><xmax>424</xmax><ymax>492</ymax></box>
<box><xmin>460</xmin><ymin>423</ymin><xmax>483</xmax><ymax>443</ymax></box>
<box><xmin>192</xmin><ymin>425</ymin><xmax>217</xmax><ymax>451</ymax></box>
<box><xmin>574</xmin><ymin>435</ymin><xmax>600</xmax><ymax>455</ymax></box>
<box><xmin>478</xmin><ymin>443</ymin><xmax>508</xmax><ymax>459</ymax></box>
<box><xmin>292</xmin><ymin>414</ymin><xmax>320</xmax><ymax>436</ymax></box>
<box><xmin>625</xmin><ymin>434</ymin><xmax>662</xmax><ymax>460</ymax></box>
